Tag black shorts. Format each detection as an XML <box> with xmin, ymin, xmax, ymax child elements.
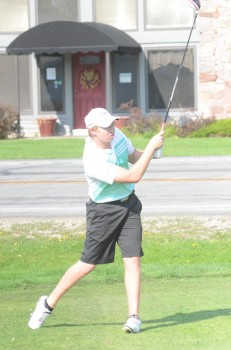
<box><xmin>80</xmin><ymin>192</ymin><xmax>143</xmax><ymax>265</ymax></box>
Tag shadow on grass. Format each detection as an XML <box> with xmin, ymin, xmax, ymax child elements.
<box><xmin>142</xmin><ymin>308</ymin><xmax>231</xmax><ymax>332</ymax></box>
<box><xmin>45</xmin><ymin>308</ymin><xmax>231</xmax><ymax>331</ymax></box>
<box><xmin>45</xmin><ymin>322</ymin><xmax>120</xmax><ymax>328</ymax></box>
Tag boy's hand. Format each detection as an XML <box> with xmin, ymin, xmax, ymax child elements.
<box><xmin>150</xmin><ymin>125</ymin><xmax>165</xmax><ymax>150</ymax></box>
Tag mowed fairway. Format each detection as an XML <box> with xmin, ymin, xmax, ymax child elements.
<box><xmin>1</xmin><ymin>217</ymin><xmax>231</xmax><ymax>350</ymax></box>
<box><xmin>2</xmin><ymin>278</ymin><xmax>231</xmax><ymax>350</ymax></box>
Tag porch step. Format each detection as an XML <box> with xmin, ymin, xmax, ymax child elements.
<box><xmin>72</xmin><ymin>129</ymin><xmax>88</xmax><ymax>137</ymax></box>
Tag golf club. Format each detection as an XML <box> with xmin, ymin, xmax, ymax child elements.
<box><xmin>153</xmin><ymin>0</ymin><xmax>201</xmax><ymax>158</ymax></box>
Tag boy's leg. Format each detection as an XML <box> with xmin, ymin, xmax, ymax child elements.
<box><xmin>28</xmin><ymin>261</ymin><xmax>96</xmax><ymax>329</ymax></box>
<box><xmin>123</xmin><ymin>256</ymin><xmax>142</xmax><ymax>333</ymax></box>
<box><xmin>123</xmin><ymin>256</ymin><xmax>141</xmax><ymax>316</ymax></box>
<box><xmin>47</xmin><ymin>260</ymin><xmax>96</xmax><ymax>308</ymax></box>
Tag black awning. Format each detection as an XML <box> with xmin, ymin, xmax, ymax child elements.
<box><xmin>6</xmin><ymin>21</ymin><xmax>141</xmax><ymax>55</ymax></box>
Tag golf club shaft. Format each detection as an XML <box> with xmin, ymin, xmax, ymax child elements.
<box><xmin>164</xmin><ymin>12</ymin><xmax>198</xmax><ymax>123</ymax></box>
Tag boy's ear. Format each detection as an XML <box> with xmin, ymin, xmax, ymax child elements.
<box><xmin>89</xmin><ymin>127</ymin><xmax>97</xmax><ymax>136</ymax></box>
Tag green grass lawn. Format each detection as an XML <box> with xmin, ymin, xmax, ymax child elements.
<box><xmin>0</xmin><ymin>137</ymin><xmax>85</xmax><ymax>159</ymax></box>
<box><xmin>2</xmin><ymin>278</ymin><xmax>231</xmax><ymax>350</ymax></box>
<box><xmin>1</xmin><ymin>217</ymin><xmax>231</xmax><ymax>349</ymax></box>
<box><xmin>0</xmin><ymin>136</ymin><xmax>231</xmax><ymax>159</ymax></box>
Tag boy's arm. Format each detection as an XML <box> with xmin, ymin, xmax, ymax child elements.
<box><xmin>128</xmin><ymin>149</ymin><xmax>143</xmax><ymax>164</ymax></box>
<box><xmin>114</xmin><ymin>129</ymin><xmax>165</xmax><ymax>183</ymax></box>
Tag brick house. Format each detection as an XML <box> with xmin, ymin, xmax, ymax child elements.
<box><xmin>0</xmin><ymin>0</ymin><xmax>230</xmax><ymax>137</ymax></box>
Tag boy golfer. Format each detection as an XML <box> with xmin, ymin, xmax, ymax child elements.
<box><xmin>28</xmin><ymin>108</ymin><xmax>165</xmax><ymax>333</ymax></box>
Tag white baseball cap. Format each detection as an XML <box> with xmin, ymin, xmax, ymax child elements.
<box><xmin>84</xmin><ymin>108</ymin><xmax>118</xmax><ymax>129</ymax></box>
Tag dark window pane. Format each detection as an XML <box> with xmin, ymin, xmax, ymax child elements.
<box><xmin>80</xmin><ymin>55</ymin><xmax>100</xmax><ymax>65</ymax></box>
<box><xmin>148</xmin><ymin>49</ymin><xmax>195</xmax><ymax>110</ymax></box>
<box><xmin>37</xmin><ymin>55</ymin><xmax>64</xmax><ymax>112</ymax></box>
<box><xmin>111</xmin><ymin>53</ymin><xmax>138</xmax><ymax>113</ymax></box>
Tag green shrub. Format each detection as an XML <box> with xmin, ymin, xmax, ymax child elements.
<box><xmin>125</xmin><ymin>107</ymin><xmax>163</xmax><ymax>135</ymax></box>
<box><xmin>121</xmin><ymin>107</ymin><xmax>230</xmax><ymax>138</ymax></box>
<box><xmin>123</xmin><ymin>108</ymin><xmax>212</xmax><ymax>138</ymax></box>
<box><xmin>0</xmin><ymin>104</ymin><xmax>22</xmax><ymax>139</ymax></box>
<box><xmin>164</xmin><ymin>124</ymin><xmax>178</xmax><ymax>138</ymax></box>
<box><xmin>174</xmin><ymin>117</ymin><xmax>215</xmax><ymax>137</ymax></box>
<box><xmin>190</xmin><ymin>119</ymin><xmax>231</xmax><ymax>137</ymax></box>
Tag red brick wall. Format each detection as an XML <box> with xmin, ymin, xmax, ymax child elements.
<box><xmin>198</xmin><ymin>0</ymin><xmax>231</xmax><ymax>119</ymax></box>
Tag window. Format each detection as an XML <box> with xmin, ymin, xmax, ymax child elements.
<box><xmin>37</xmin><ymin>0</ymin><xmax>78</xmax><ymax>24</ymax></box>
<box><xmin>145</xmin><ymin>0</ymin><xmax>193</xmax><ymax>29</ymax></box>
<box><xmin>0</xmin><ymin>55</ymin><xmax>31</xmax><ymax>113</ymax></box>
<box><xmin>37</xmin><ymin>55</ymin><xmax>64</xmax><ymax>112</ymax></box>
<box><xmin>79</xmin><ymin>55</ymin><xmax>100</xmax><ymax>65</ymax></box>
<box><xmin>111</xmin><ymin>53</ymin><xmax>138</xmax><ymax>113</ymax></box>
<box><xmin>148</xmin><ymin>49</ymin><xmax>195</xmax><ymax>110</ymax></box>
<box><xmin>95</xmin><ymin>0</ymin><xmax>137</xmax><ymax>31</ymax></box>
<box><xmin>0</xmin><ymin>0</ymin><xmax>28</xmax><ymax>32</ymax></box>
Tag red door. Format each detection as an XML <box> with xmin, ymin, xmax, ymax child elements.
<box><xmin>73</xmin><ymin>52</ymin><xmax>106</xmax><ymax>128</ymax></box>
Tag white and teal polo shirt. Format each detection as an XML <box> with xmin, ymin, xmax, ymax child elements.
<box><xmin>83</xmin><ymin>128</ymin><xmax>135</xmax><ymax>203</ymax></box>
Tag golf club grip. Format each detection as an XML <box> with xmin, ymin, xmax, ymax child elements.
<box><xmin>164</xmin><ymin>12</ymin><xmax>198</xmax><ymax>123</ymax></box>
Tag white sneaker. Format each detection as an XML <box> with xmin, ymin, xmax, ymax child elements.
<box><xmin>28</xmin><ymin>296</ymin><xmax>52</xmax><ymax>329</ymax></box>
<box><xmin>123</xmin><ymin>315</ymin><xmax>142</xmax><ymax>333</ymax></box>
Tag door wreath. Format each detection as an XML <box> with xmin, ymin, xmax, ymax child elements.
<box><xmin>80</xmin><ymin>67</ymin><xmax>101</xmax><ymax>90</ymax></box>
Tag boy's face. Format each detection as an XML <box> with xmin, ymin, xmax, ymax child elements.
<box><xmin>91</xmin><ymin>122</ymin><xmax>115</xmax><ymax>147</ymax></box>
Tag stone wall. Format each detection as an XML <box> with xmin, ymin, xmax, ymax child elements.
<box><xmin>198</xmin><ymin>0</ymin><xmax>231</xmax><ymax>119</ymax></box>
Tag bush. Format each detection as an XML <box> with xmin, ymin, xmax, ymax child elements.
<box><xmin>0</xmin><ymin>105</ymin><xmax>22</xmax><ymax>139</ymax></box>
<box><xmin>124</xmin><ymin>107</ymin><xmax>163</xmax><ymax>136</ymax></box>
<box><xmin>190</xmin><ymin>119</ymin><xmax>231</xmax><ymax>137</ymax></box>
<box><xmin>173</xmin><ymin>116</ymin><xmax>215</xmax><ymax>137</ymax></box>
<box><xmin>121</xmin><ymin>107</ymin><xmax>231</xmax><ymax>138</ymax></box>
